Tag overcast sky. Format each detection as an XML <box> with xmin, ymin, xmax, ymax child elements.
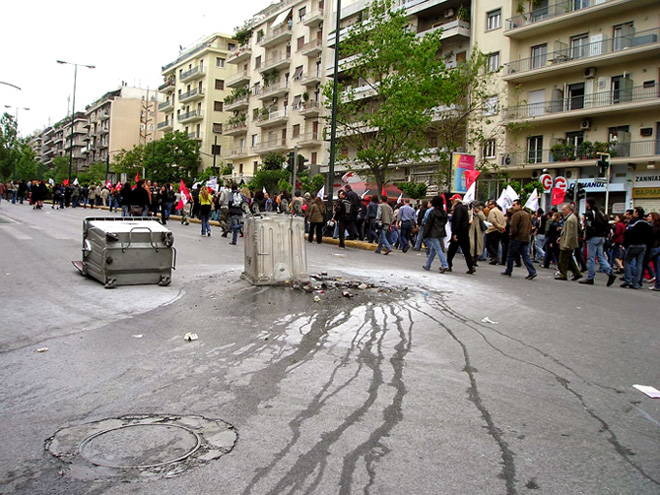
<box><xmin>0</xmin><ymin>0</ymin><xmax>272</xmax><ymax>137</ymax></box>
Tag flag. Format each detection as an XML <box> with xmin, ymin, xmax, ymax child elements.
<box><xmin>464</xmin><ymin>169</ymin><xmax>481</xmax><ymax>191</ymax></box>
<box><xmin>505</xmin><ymin>185</ymin><xmax>519</xmax><ymax>201</ymax></box>
<box><xmin>262</xmin><ymin>186</ymin><xmax>267</xmax><ymax>194</ymax></box>
<box><xmin>135</xmin><ymin>172</ymin><xmax>140</xmax><ymax>184</ymax></box>
<box><xmin>524</xmin><ymin>188</ymin><xmax>539</xmax><ymax>211</ymax></box>
<box><xmin>116</xmin><ymin>181</ymin><xmax>122</xmax><ymax>189</ymax></box>
<box><xmin>381</xmin><ymin>185</ymin><xmax>386</xmax><ymax>196</ymax></box>
<box><xmin>105</xmin><ymin>180</ymin><xmax>112</xmax><ymax>189</ymax></box>
<box><xmin>63</xmin><ymin>179</ymin><xmax>69</xmax><ymax>186</ymax></box>
<box><xmin>48</xmin><ymin>178</ymin><xmax>55</xmax><ymax>186</ymax></box>
<box><xmin>176</xmin><ymin>179</ymin><xmax>191</xmax><ymax>210</ymax></box>
<box><xmin>551</xmin><ymin>187</ymin><xmax>566</xmax><ymax>206</ymax></box>
<box><xmin>361</xmin><ymin>190</ymin><xmax>368</xmax><ymax>199</ymax></box>
<box><xmin>317</xmin><ymin>185</ymin><xmax>325</xmax><ymax>199</ymax></box>
<box><xmin>496</xmin><ymin>188</ymin><xmax>513</xmax><ymax>213</ymax></box>
<box><xmin>397</xmin><ymin>193</ymin><xmax>403</xmax><ymax>204</ymax></box>
<box><xmin>73</xmin><ymin>178</ymin><xmax>79</xmax><ymax>186</ymax></box>
<box><xmin>463</xmin><ymin>181</ymin><xmax>476</xmax><ymax>206</ymax></box>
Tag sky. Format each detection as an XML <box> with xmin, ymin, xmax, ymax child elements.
<box><xmin>0</xmin><ymin>0</ymin><xmax>273</xmax><ymax>137</ymax></box>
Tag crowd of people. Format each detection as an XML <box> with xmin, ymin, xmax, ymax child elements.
<box><xmin>2</xmin><ymin>178</ymin><xmax>658</xmax><ymax>291</ymax></box>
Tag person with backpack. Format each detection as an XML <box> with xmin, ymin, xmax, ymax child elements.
<box><xmin>580</xmin><ymin>197</ymin><xmax>617</xmax><ymax>286</ymax></box>
<box><xmin>228</xmin><ymin>184</ymin><xmax>248</xmax><ymax>245</ymax></box>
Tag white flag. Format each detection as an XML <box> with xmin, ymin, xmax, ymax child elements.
<box><xmin>48</xmin><ymin>178</ymin><xmax>55</xmax><ymax>186</ymax></box>
<box><xmin>496</xmin><ymin>188</ymin><xmax>513</xmax><ymax>214</ymax></box>
<box><xmin>262</xmin><ymin>186</ymin><xmax>267</xmax><ymax>194</ymax></box>
<box><xmin>463</xmin><ymin>181</ymin><xmax>476</xmax><ymax>206</ymax></box>
<box><xmin>505</xmin><ymin>185</ymin><xmax>519</xmax><ymax>201</ymax></box>
<box><xmin>361</xmin><ymin>190</ymin><xmax>368</xmax><ymax>199</ymax></box>
<box><xmin>397</xmin><ymin>193</ymin><xmax>403</xmax><ymax>204</ymax></box>
<box><xmin>317</xmin><ymin>185</ymin><xmax>325</xmax><ymax>199</ymax></box>
<box><xmin>524</xmin><ymin>188</ymin><xmax>539</xmax><ymax>211</ymax></box>
<box><xmin>73</xmin><ymin>178</ymin><xmax>79</xmax><ymax>186</ymax></box>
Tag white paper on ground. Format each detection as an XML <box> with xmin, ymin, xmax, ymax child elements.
<box><xmin>633</xmin><ymin>384</ymin><xmax>660</xmax><ymax>399</ymax></box>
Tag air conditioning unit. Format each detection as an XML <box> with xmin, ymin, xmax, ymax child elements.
<box><xmin>444</xmin><ymin>9</ymin><xmax>454</xmax><ymax>18</ymax></box>
<box><xmin>565</xmin><ymin>167</ymin><xmax>580</xmax><ymax>179</ymax></box>
<box><xmin>580</xmin><ymin>119</ymin><xmax>591</xmax><ymax>130</ymax></box>
<box><xmin>584</xmin><ymin>67</ymin><xmax>596</xmax><ymax>79</ymax></box>
<box><xmin>501</xmin><ymin>154</ymin><xmax>512</xmax><ymax>166</ymax></box>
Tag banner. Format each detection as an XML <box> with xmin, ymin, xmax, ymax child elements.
<box><xmin>551</xmin><ymin>187</ymin><xmax>566</xmax><ymax>206</ymax></box>
<box><xmin>451</xmin><ymin>153</ymin><xmax>476</xmax><ymax>193</ymax></box>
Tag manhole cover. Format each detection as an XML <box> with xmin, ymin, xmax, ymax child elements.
<box><xmin>79</xmin><ymin>424</ymin><xmax>201</xmax><ymax>469</ymax></box>
<box><xmin>46</xmin><ymin>414</ymin><xmax>237</xmax><ymax>481</ymax></box>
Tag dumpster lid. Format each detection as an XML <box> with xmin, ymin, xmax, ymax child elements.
<box><xmin>88</xmin><ymin>219</ymin><xmax>171</xmax><ymax>233</ymax></box>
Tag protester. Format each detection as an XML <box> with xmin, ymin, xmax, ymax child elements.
<box><xmin>308</xmin><ymin>197</ymin><xmax>326</xmax><ymax>244</ymax></box>
<box><xmin>374</xmin><ymin>195</ymin><xmax>392</xmax><ymax>255</ymax></box>
<box><xmin>621</xmin><ymin>207</ymin><xmax>653</xmax><ymax>289</ymax></box>
<box><xmin>485</xmin><ymin>200</ymin><xmax>506</xmax><ymax>265</ymax></box>
<box><xmin>555</xmin><ymin>203</ymin><xmax>582</xmax><ymax>281</ymax></box>
<box><xmin>501</xmin><ymin>199</ymin><xmax>536</xmax><ymax>280</ymax></box>
<box><xmin>580</xmin><ymin>197</ymin><xmax>616</xmax><ymax>287</ymax></box>
<box><xmin>421</xmin><ymin>195</ymin><xmax>449</xmax><ymax>273</ymax></box>
<box><xmin>446</xmin><ymin>194</ymin><xmax>475</xmax><ymax>274</ymax></box>
<box><xmin>198</xmin><ymin>186</ymin><xmax>213</xmax><ymax>237</ymax></box>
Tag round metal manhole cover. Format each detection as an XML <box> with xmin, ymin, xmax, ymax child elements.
<box><xmin>45</xmin><ymin>414</ymin><xmax>237</xmax><ymax>481</ymax></box>
<box><xmin>79</xmin><ymin>424</ymin><xmax>201</xmax><ymax>469</ymax></box>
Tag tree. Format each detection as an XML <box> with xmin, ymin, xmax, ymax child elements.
<box><xmin>0</xmin><ymin>113</ymin><xmax>18</xmax><ymax>180</ymax></box>
<box><xmin>14</xmin><ymin>141</ymin><xmax>39</xmax><ymax>181</ymax></box>
<box><xmin>50</xmin><ymin>156</ymin><xmax>70</xmax><ymax>184</ymax></box>
<box><xmin>396</xmin><ymin>182</ymin><xmax>428</xmax><ymax>199</ymax></box>
<box><xmin>261</xmin><ymin>152</ymin><xmax>286</xmax><ymax>171</ymax></box>
<box><xmin>324</xmin><ymin>0</ymin><xmax>470</xmax><ymax>191</ymax></box>
<box><xmin>78</xmin><ymin>162</ymin><xmax>108</xmax><ymax>185</ymax></box>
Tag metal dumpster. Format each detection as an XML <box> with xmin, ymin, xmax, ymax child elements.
<box><xmin>242</xmin><ymin>213</ymin><xmax>308</xmax><ymax>285</ymax></box>
<box><xmin>76</xmin><ymin>217</ymin><xmax>176</xmax><ymax>288</ymax></box>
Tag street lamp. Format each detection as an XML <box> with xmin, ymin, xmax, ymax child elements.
<box><xmin>57</xmin><ymin>60</ymin><xmax>95</xmax><ymax>182</ymax></box>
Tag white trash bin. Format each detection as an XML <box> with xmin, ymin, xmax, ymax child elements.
<box><xmin>242</xmin><ymin>213</ymin><xmax>308</xmax><ymax>285</ymax></box>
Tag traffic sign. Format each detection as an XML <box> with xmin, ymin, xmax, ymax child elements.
<box><xmin>539</xmin><ymin>173</ymin><xmax>553</xmax><ymax>193</ymax></box>
<box><xmin>554</xmin><ymin>176</ymin><xmax>567</xmax><ymax>191</ymax></box>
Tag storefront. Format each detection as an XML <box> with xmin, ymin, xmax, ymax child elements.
<box><xmin>632</xmin><ymin>170</ymin><xmax>660</xmax><ymax>213</ymax></box>
<box><xmin>566</xmin><ymin>178</ymin><xmax>627</xmax><ymax>214</ymax></box>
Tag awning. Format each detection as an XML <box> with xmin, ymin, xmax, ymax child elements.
<box><xmin>271</xmin><ymin>8</ymin><xmax>292</xmax><ymax>28</ymax></box>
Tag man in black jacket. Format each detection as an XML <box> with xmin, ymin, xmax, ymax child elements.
<box><xmin>446</xmin><ymin>194</ymin><xmax>476</xmax><ymax>274</ymax></box>
<box><xmin>580</xmin><ymin>197</ymin><xmax>616</xmax><ymax>286</ymax></box>
<box><xmin>621</xmin><ymin>206</ymin><xmax>653</xmax><ymax>289</ymax></box>
<box><xmin>343</xmin><ymin>184</ymin><xmax>360</xmax><ymax>240</ymax></box>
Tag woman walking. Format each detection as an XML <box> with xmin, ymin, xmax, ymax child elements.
<box><xmin>199</xmin><ymin>186</ymin><xmax>213</xmax><ymax>236</ymax></box>
<box><xmin>308</xmin><ymin>197</ymin><xmax>326</xmax><ymax>244</ymax></box>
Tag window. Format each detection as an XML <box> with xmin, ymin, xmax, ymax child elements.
<box><xmin>293</xmin><ymin>124</ymin><xmax>300</xmax><ymax>137</ymax></box>
<box><xmin>216</xmin><ymin>57</ymin><xmax>225</xmax><ymax>68</ymax></box>
<box><xmin>293</xmin><ymin>65</ymin><xmax>304</xmax><ymax>80</ymax></box>
<box><xmin>567</xmin><ymin>83</ymin><xmax>585</xmax><ymax>110</ymax></box>
<box><xmin>255</xmin><ymin>56</ymin><xmax>262</xmax><ymax>69</ymax></box>
<box><xmin>213</xmin><ymin>123</ymin><xmax>223</xmax><ymax>133</ymax></box>
<box><xmin>239</xmin><ymin>163</ymin><xmax>244</xmax><ymax>174</ymax></box>
<box><xmin>486</xmin><ymin>9</ymin><xmax>501</xmax><ymax>30</ymax></box>
<box><xmin>212</xmin><ymin>144</ymin><xmax>221</xmax><ymax>155</ymax></box>
<box><xmin>570</xmin><ymin>34</ymin><xmax>589</xmax><ymax>59</ymax></box>
<box><xmin>484</xmin><ymin>96</ymin><xmax>498</xmax><ymax>116</ymax></box>
<box><xmin>483</xmin><ymin>140</ymin><xmax>496</xmax><ymax>159</ymax></box>
<box><xmin>251</xmin><ymin>134</ymin><xmax>258</xmax><ymax>146</ymax></box>
<box><xmin>297</xmin><ymin>36</ymin><xmax>305</xmax><ymax>51</ymax></box>
<box><xmin>228</xmin><ymin>42</ymin><xmax>236</xmax><ymax>51</ymax></box>
<box><xmin>215</xmin><ymin>79</ymin><xmax>224</xmax><ymax>90</ymax></box>
<box><xmin>531</xmin><ymin>44</ymin><xmax>547</xmax><ymax>69</ymax></box>
<box><xmin>487</xmin><ymin>52</ymin><xmax>500</xmax><ymax>72</ymax></box>
<box><xmin>311</xmin><ymin>151</ymin><xmax>317</xmax><ymax>164</ymax></box>
<box><xmin>299</xmin><ymin>6</ymin><xmax>307</xmax><ymax>21</ymax></box>
<box><xmin>214</xmin><ymin>101</ymin><xmax>224</xmax><ymax>112</ymax></box>
<box><xmin>613</xmin><ymin>22</ymin><xmax>634</xmax><ymax>51</ymax></box>
<box><xmin>527</xmin><ymin>136</ymin><xmax>543</xmax><ymax>163</ymax></box>
<box><xmin>253</xmin><ymin>81</ymin><xmax>260</xmax><ymax>95</ymax></box>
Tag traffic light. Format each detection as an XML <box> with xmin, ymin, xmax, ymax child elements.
<box><xmin>297</xmin><ymin>154</ymin><xmax>308</xmax><ymax>173</ymax></box>
<box><xmin>576</xmin><ymin>183</ymin><xmax>587</xmax><ymax>200</ymax></box>
<box><xmin>597</xmin><ymin>155</ymin><xmax>610</xmax><ymax>177</ymax></box>
<box><xmin>286</xmin><ymin>151</ymin><xmax>296</xmax><ymax>172</ymax></box>
<box><xmin>566</xmin><ymin>183</ymin><xmax>575</xmax><ymax>200</ymax></box>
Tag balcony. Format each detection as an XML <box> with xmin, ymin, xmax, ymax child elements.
<box><xmin>252</xmin><ymin>138</ymin><xmax>289</xmax><ymax>154</ymax></box>
<box><xmin>180</xmin><ymin>66</ymin><xmax>206</xmax><ymax>83</ymax></box>
<box><xmin>301</xmin><ymin>39</ymin><xmax>323</xmax><ymax>57</ymax></box>
<box><xmin>225</xmin><ymin>94</ymin><xmax>249</xmax><ymax>111</ymax></box>
<box><xmin>158</xmin><ymin>120</ymin><xmax>173</xmax><ymax>132</ymax></box>
<box><xmin>504</xmin><ymin>0</ymin><xmax>656</xmax><ymax>40</ymax></box>
<box><xmin>99</xmin><ymin>111</ymin><xmax>110</xmax><ymax>121</ymax></box>
<box><xmin>297</xmin><ymin>72</ymin><xmax>322</xmax><ymax>87</ymax></box>
<box><xmin>158</xmin><ymin>99</ymin><xmax>174</xmax><ymax>112</ymax></box>
<box><xmin>255</xmin><ymin>109</ymin><xmax>289</xmax><ymax>127</ymax></box>
<box><xmin>224</xmin><ymin>120</ymin><xmax>248</xmax><ymax>135</ymax></box>
<box><xmin>98</xmin><ymin>126</ymin><xmax>109</xmax><ymax>135</ymax></box>
<box><xmin>159</xmin><ymin>80</ymin><xmax>175</xmax><ymax>92</ymax></box>
<box><xmin>294</xmin><ymin>131</ymin><xmax>322</xmax><ymax>147</ymax></box>
<box><xmin>341</xmin><ymin>83</ymin><xmax>378</xmax><ymax>102</ymax></box>
<box><xmin>179</xmin><ymin>88</ymin><xmax>204</xmax><ymax>103</ymax></box>
<box><xmin>257</xmin><ymin>81</ymin><xmax>290</xmax><ymax>100</ymax></box>
<box><xmin>503</xmin><ymin>140</ymin><xmax>659</xmax><ymax>169</ymax></box>
<box><xmin>416</xmin><ymin>19</ymin><xmax>471</xmax><ymax>42</ymax></box>
<box><xmin>259</xmin><ymin>25</ymin><xmax>292</xmax><ymax>48</ymax></box>
<box><xmin>188</xmin><ymin>131</ymin><xmax>203</xmax><ymax>141</ymax></box>
<box><xmin>505</xmin><ymin>84</ymin><xmax>660</xmax><ymax>122</ymax></box>
<box><xmin>504</xmin><ymin>27</ymin><xmax>660</xmax><ymax>82</ymax></box>
<box><xmin>227</xmin><ymin>70</ymin><xmax>251</xmax><ymax>88</ymax></box>
<box><xmin>227</xmin><ymin>147</ymin><xmax>249</xmax><ymax>158</ymax></box>
<box><xmin>298</xmin><ymin>100</ymin><xmax>321</xmax><ymax>116</ymax></box>
<box><xmin>302</xmin><ymin>9</ymin><xmax>324</xmax><ymax>27</ymax></box>
<box><xmin>227</xmin><ymin>45</ymin><xmax>252</xmax><ymax>65</ymax></box>
<box><xmin>258</xmin><ymin>53</ymin><xmax>292</xmax><ymax>73</ymax></box>
<box><xmin>177</xmin><ymin>110</ymin><xmax>203</xmax><ymax>123</ymax></box>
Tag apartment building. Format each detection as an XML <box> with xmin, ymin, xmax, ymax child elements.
<box><xmin>159</xmin><ymin>33</ymin><xmax>237</xmax><ymax>172</ymax></box>
<box><xmin>84</xmin><ymin>86</ymin><xmax>162</xmax><ymax>167</ymax></box>
<box><xmin>323</xmin><ymin>0</ymin><xmax>473</xmax><ymax>190</ymax></box>
<box><xmin>225</xmin><ymin>0</ymin><xmax>330</xmax><ymax>182</ymax></box>
<box><xmin>484</xmin><ymin>0</ymin><xmax>660</xmax><ymax>212</ymax></box>
<box><xmin>38</xmin><ymin>114</ymin><xmax>86</xmax><ymax>172</ymax></box>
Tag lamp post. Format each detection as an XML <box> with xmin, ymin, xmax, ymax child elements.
<box><xmin>326</xmin><ymin>0</ymin><xmax>342</xmax><ymax>211</ymax></box>
<box><xmin>57</xmin><ymin>60</ymin><xmax>95</xmax><ymax>183</ymax></box>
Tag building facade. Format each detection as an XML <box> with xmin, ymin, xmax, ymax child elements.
<box><xmin>225</xmin><ymin>0</ymin><xmax>331</xmax><ymax>183</ymax></box>
<box><xmin>159</xmin><ymin>33</ymin><xmax>238</xmax><ymax>172</ymax></box>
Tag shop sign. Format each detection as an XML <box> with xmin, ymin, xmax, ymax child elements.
<box><xmin>633</xmin><ymin>171</ymin><xmax>660</xmax><ymax>188</ymax></box>
<box><xmin>632</xmin><ymin>187</ymin><xmax>660</xmax><ymax>199</ymax></box>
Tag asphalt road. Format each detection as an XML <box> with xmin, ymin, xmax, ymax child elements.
<box><xmin>0</xmin><ymin>202</ymin><xmax>658</xmax><ymax>495</ymax></box>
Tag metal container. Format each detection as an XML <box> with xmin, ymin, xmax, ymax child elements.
<box><xmin>242</xmin><ymin>214</ymin><xmax>308</xmax><ymax>285</ymax></box>
<box><xmin>77</xmin><ymin>217</ymin><xmax>176</xmax><ymax>288</ymax></box>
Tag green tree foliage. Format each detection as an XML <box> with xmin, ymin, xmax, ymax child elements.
<box><xmin>396</xmin><ymin>182</ymin><xmax>428</xmax><ymax>199</ymax></box>
<box><xmin>0</xmin><ymin>113</ymin><xmax>18</xmax><ymax>180</ymax></box>
<box><xmin>261</xmin><ymin>152</ymin><xmax>286</xmax><ymax>171</ymax></box>
<box><xmin>324</xmin><ymin>0</ymin><xmax>472</xmax><ymax>190</ymax></box>
<box><xmin>14</xmin><ymin>141</ymin><xmax>39</xmax><ymax>181</ymax></box>
<box><xmin>113</xmin><ymin>131</ymin><xmax>202</xmax><ymax>183</ymax></box>
<box><xmin>78</xmin><ymin>162</ymin><xmax>108</xmax><ymax>185</ymax></box>
<box><xmin>50</xmin><ymin>156</ymin><xmax>70</xmax><ymax>184</ymax></box>
<box><xmin>249</xmin><ymin>169</ymin><xmax>290</xmax><ymax>196</ymax></box>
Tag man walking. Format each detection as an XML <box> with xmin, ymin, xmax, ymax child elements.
<box><xmin>374</xmin><ymin>195</ymin><xmax>393</xmax><ymax>255</ymax></box>
<box><xmin>555</xmin><ymin>203</ymin><xmax>582</xmax><ymax>281</ymax></box>
<box><xmin>501</xmin><ymin>199</ymin><xmax>537</xmax><ymax>279</ymax></box>
<box><xmin>397</xmin><ymin>199</ymin><xmax>416</xmax><ymax>252</ymax></box>
<box><xmin>446</xmin><ymin>194</ymin><xmax>475</xmax><ymax>274</ymax></box>
<box><xmin>621</xmin><ymin>206</ymin><xmax>653</xmax><ymax>289</ymax></box>
<box><xmin>580</xmin><ymin>197</ymin><xmax>616</xmax><ymax>286</ymax></box>
<box><xmin>485</xmin><ymin>200</ymin><xmax>506</xmax><ymax>264</ymax></box>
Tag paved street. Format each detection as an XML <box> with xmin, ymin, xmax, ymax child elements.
<box><xmin>0</xmin><ymin>202</ymin><xmax>658</xmax><ymax>495</ymax></box>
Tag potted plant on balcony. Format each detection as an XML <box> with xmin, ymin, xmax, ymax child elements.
<box><xmin>262</xmin><ymin>69</ymin><xmax>279</xmax><ymax>87</ymax></box>
<box><xmin>302</xmin><ymin>92</ymin><xmax>310</xmax><ymax>102</ymax></box>
<box><xmin>576</xmin><ymin>141</ymin><xmax>594</xmax><ymax>160</ymax></box>
<box><xmin>234</xmin><ymin>26</ymin><xmax>253</xmax><ymax>46</ymax></box>
<box><xmin>457</xmin><ymin>5</ymin><xmax>470</xmax><ymax>21</ymax></box>
<box><xmin>260</xmin><ymin>107</ymin><xmax>270</xmax><ymax>120</ymax></box>
<box><xmin>257</xmin><ymin>29</ymin><xmax>264</xmax><ymax>42</ymax></box>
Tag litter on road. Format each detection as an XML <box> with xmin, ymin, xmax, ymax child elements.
<box><xmin>184</xmin><ymin>333</ymin><xmax>199</xmax><ymax>342</ymax></box>
<box><xmin>481</xmin><ymin>317</ymin><xmax>499</xmax><ymax>325</ymax></box>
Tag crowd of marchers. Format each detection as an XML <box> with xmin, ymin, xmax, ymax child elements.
<box><xmin>1</xmin><ymin>179</ymin><xmax>658</xmax><ymax>292</ymax></box>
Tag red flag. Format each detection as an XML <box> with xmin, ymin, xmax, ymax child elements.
<box><xmin>381</xmin><ymin>185</ymin><xmax>386</xmax><ymax>196</ymax></box>
<box><xmin>464</xmin><ymin>170</ymin><xmax>481</xmax><ymax>191</ymax></box>
<box><xmin>135</xmin><ymin>172</ymin><xmax>140</xmax><ymax>184</ymax></box>
<box><xmin>551</xmin><ymin>187</ymin><xmax>566</xmax><ymax>206</ymax></box>
<box><xmin>176</xmin><ymin>179</ymin><xmax>191</xmax><ymax>210</ymax></box>
<box><xmin>63</xmin><ymin>179</ymin><xmax>69</xmax><ymax>186</ymax></box>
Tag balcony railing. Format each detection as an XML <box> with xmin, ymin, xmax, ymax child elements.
<box><xmin>298</xmin><ymin>100</ymin><xmax>321</xmax><ymax>115</ymax></box>
<box><xmin>301</xmin><ymin>9</ymin><xmax>324</xmax><ymax>27</ymax></box>
<box><xmin>505</xmin><ymin>27</ymin><xmax>660</xmax><ymax>76</ymax></box>
<box><xmin>159</xmin><ymin>80</ymin><xmax>175</xmax><ymax>91</ymax></box>
<box><xmin>158</xmin><ymin>120</ymin><xmax>173</xmax><ymax>130</ymax></box>
<box><xmin>179</xmin><ymin>88</ymin><xmax>203</xmax><ymax>102</ymax></box>
<box><xmin>227</xmin><ymin>71</ymin><xmax>251</xmax><ymax>88</ymax></box>
<box><xmin>258</xmin><ymin>81</ymin><xmax>290</xmax><ymax>99</ymax></box>
<box><xmin>180</xmin><ymin>66</ymin><xmax>206</xmax><ymax>82</ymax></box>
<box><xmin>252</xmin><ymin>139</ymin><xmax>288</xmax><ymax>152</ymax></box>
<box><xmin>227</xmin><ymin>45</ymin><xmax>252</xmax><ymax>64</ymax></box>
<box><xmin>225</xmin><ymin>95</ymin><xmax>249</xmax><ymax>111</ymax></box>
<box><xmin>505</xmin><ymin>0</ymin><xmax>616</xmax><ymax>32</ymax></box>
<box><xmin>188</xmin><ymin>132</ymin><xmax>203</xmax><ymax>141</ymax></box>
<box><xmin>259</xmin><ymin>25</ymin><xmax>292</xmax><ymax>48</ymax></box>
<box><xmin>505</xmin><ymin>84</ymin><xmax>660</xmax><ymax>120</ymax></box>
<box><xmin>256</xmin><ymin>108</ymin><xmax>289</xmax><ymax>126</ymax></box>
<box><xmin>177</xmin><ymin>110</ymin><xmax>203</xmax><ymax>122</ymax></box>
<box><xmin>506</xmin><ymin>140</ymin><xmax>658</xmax><ymax>166</ymax></box>
<box><xmin>259</xmin><ymin>53</ymin><xmax>292</xmax><ymax>73</ymax></box>
<box><xmin>300</xmin><ymin>39</ymin><xmax>323</xmax><ymax>56</ymax></box>
<box><xmin>294</xmin><ymin>131</ymin><xmax>322</xmax><ymax>146</ymax></box>
<box><xmin>158</xmin><ymin>100</ymin><xmax>174</xmax><ymax>111</ymax></box>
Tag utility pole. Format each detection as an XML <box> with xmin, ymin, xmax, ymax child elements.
<box><xmin>292</xmin><ymin>146</ymin><xmax>299</xmax><ymax>193</ymax></box>
<box><xmin>597</xmin><ymin>152</ymin><xmax>612</xmax><ymax>214</ymax></box>
<box><xmin>327</xmin><ymin>0</ymin><xmax>342</xmax><ymax>211</ymax></box>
